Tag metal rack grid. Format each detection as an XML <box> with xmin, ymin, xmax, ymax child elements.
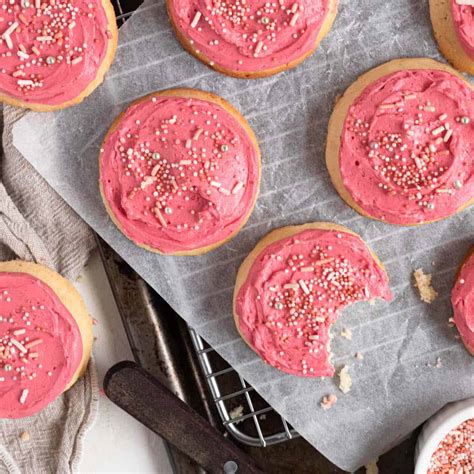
<box><xmin>110</xmin><ymin>0</ymin><xmax>298</xmax><ymax>448</ymax></box>
<box><xmin>188</xmin><ymin>327</ymin><xmax>298</xmax><ymax>447</ymax></box>
<box><xmin>112</xmin><ymin>0</ymin><xmax>136</xmax><ymax>25</ymax></box>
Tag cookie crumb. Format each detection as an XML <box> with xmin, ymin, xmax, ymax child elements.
<box><xmin>413</xmin><ymin>269</ymin><xmax>438</xmax><ymax>303</ymax></box>
<box><xmin>426</xmin><ymin>357</ymin><xmax>443</xmax><ymax>369</ymax></box>
<box><xmin>19</xmin><ymin>431</ymin><xmax>30</xmax><ymax>442</ymax></box>
<box><xmin>340</xmin><ymin>328</ymin><xmax>352</xmax><ymax>340</ymax></box>
<box><xmin>229</xmin><ymin>405</ymin><xmax>244</xmax><ymax>423</ymax></box>
<box><xmin>355</xmin><ymin>352</ymin><xmax>364</xmax><ymax>360</ymax></box>
<box><xmin>321</xmin><ymin>394</ymin><xmax>337</xmax><ymax>410</ymax></box>
<box><xmin>365</xmin><ymin>458</ymin><xmax>378</xmax><ymax>474</ymax></box>
<box><xmin>338</xmin><ymin>365</ymin><xmax>352</xmax><ymax>393</ymax></box>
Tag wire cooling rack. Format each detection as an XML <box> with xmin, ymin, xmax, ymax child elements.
<box><xmin>111</xmin><ymin>0</ymin><xmax>136</xmax><ymax>24</ymax></box>
<box><xmin>110</xmin><ymin>0</ymin><xmax>298</xmax><ymax>447</ymax></box>
<box><xmin>188</xmin><ymin>328</ymin><xmax>298</xmax><ymax>447</ymax></box>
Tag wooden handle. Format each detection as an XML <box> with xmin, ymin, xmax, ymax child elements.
<box><xmin>104</xmin><ymin>361</ymin><xmax>264</xmax><ymax>474</ymax></box>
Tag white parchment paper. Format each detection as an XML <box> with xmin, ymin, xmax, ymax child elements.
<box><xmin>11</xmin><ymin>0</ymin><xmax>474</xmax><ymax>469</ymax></box>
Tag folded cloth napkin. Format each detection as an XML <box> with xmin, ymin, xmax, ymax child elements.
<box><xmin>0</xmin><ymin>105</ymin><xmax>99</xmax><ymax>474</ymax></box>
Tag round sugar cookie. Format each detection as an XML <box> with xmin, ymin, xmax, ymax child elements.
<box><xmin>452</xmin><ymin>247</ymin><xmax>474</xmax><ymax>355</ymax></box>
<box><xmin>99</xmin><ymin>88</ymin><xmax>261</xmax><ymax>256</ymax></box>
<box><xmin>326</xmin><ymin>58</ymin><xmax>474</xmax><ymax>226</ymax></box>
<box><xmin>0</xmin><ymin>0</ymin><xmax>118</xmax><ymax>111</ymax></box>
<box><xmin>166</xmin><ymin>0</ymin><xmax>339</xmax><ymax>78</ymax></box>
<box><xmin>233</xmin><ymin>222</ymin><xmax>392</xmax><ymax>377</ymax></box>
<box><xmin>430</xmin><ymin>0</ymin><xmax>474</xmax><ymax>75</ymax></box>
<box><xmin>0</xmin><ymin>260</ymin><xmax>93</xmax><ymax>418</ymax></box>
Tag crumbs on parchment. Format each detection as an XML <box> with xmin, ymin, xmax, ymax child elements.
<box><xmin>340</xmin><ymin>328</ymin><xmax>352</xmax><ymax>340</ymax></box>
<box><xmin>320</xmin><ymin>394</ymin><xmax>338</xmax><ymax>410</ymax></box>
<box><xmin>338</xmin><ymin>365</ymin><xmax>352</xmax><ymax>394</ymax></box>
<box><xmin>365</xmin><ymin>458</ymin><xmax>379</xmax><ymax>474</ymax></box>
<box><xmin>413</xmin><ymin>268</ymin><xmax>438</xmax><ymax>304</ymax></box>
<box><xmin>229</xmin><ymin>405</ymin><xmax>244</xmax><ymax>424</ymax></box>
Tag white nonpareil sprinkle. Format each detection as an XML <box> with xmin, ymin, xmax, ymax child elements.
<box><xmin>154</xmin><ymin>208</ymin><xmax>167</xmax><ymax>228</ymax></box>
<box><xmin>4</xmin><ymin>35</ymin><xmax>13</xmax><ymax>49</ymax></box>
<box><xmin>3</xmin><ymin>21</ymin><xmax>18</xmax><ymax>37</ymax></box>
<box><xmin>443</xmin><ymin>129</ymin><xmax>453</xmax><ymax>143</ymax></box>
<box><xmin>298</xmin><ymin>279</ymin><xmax>310</xmax><ymax>295</ymax></box>
<box><xmin>431</xmin><ymin>126</ymin><xmax>445</xmax><ymax>136</ymax></box>
<box><xmin>231</xmin><ymin>182</ymin><xmax>243</xmax><ymax>194</ymax></box>
<box><xmin>290</xmin><ymin>12</ymin><xmax>299</xmax><ymax>26</ymax></box>
<box><xmin>218</xmin><ymin>187</ymin><xmax>230</xmax><ymax>196</ymax></box>
<box><xmin>10</xmin><ymin>338</ymin><xmax>27</xmax><ymax>353</ymax></box>
<box><xmin>190</xmin><ymin>11</ymin><xmax>201</xmax><ymax>28</ymax></box>
<box><xmin>19</xmin><ymin>389</ymin><xmax>29</xmax><ymax>404</ymax></box>
<box><xmin>255</xmin><ymin>41</ymin><xmax>264</xmax><ymax>54</ymax></box>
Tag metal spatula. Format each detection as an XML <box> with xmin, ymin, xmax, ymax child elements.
<box><xmin>104</xmin><ymin>361</ymin><xmax>264</xmax><ymax>474</ymax></box>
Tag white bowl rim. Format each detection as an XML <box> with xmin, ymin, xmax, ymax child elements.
<box><xmin>415</xmin><ymin>398</ymin><xmax>474</xmax><ymax>474</ymax></box>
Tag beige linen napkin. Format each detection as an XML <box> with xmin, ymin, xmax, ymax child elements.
<box><xmin>0</xmin><ymin>105</ymin><xmax>99</xmax><ymax>473</ymax></box>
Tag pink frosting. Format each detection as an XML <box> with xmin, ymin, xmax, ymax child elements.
<box><xmin>452</xmin><ymin>0</ymin><xmax>474</xmax><ymax>60</ymax></box>
<box><xmin>339</xmin><ymin>68</ymin><xmax>474</xmax><ymax>225</ymax></box>
<box><xmin>0</xmin><ymin>272</ymin><xmax>83</xmax><ymax>418</ymax></box>
<box><xmin>168</xmin><ymin>0</ymin><xmax>332</xmax><ymax>74</ymax></box>
<box><xmin>452</xmin><ymin>250</ymin><xmax>474</xmax><ymax>355</ymax></box>
<box><xmin>100</xmin><ymin>94</ymin><xmax>260</xmax><ymax>254</ymax></box>
<box><xmin>235</xmin><ymin>227</ymin><xmax>392</xmax><ymax>377</ymax></box>
<box><xmin>0</xmin><ymin>0</ymin><xmax>112</xmax><ymax>106</ymax></box>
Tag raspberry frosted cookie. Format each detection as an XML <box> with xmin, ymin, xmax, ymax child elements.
<box><xmin>452</xmin><ymin>247</ymin><xmax>474</xmax><ymax>355</ymax></box>
<box><xmin>99</xmin><ymin>88</ymin><xmax>261</xmax><ymax>255</ymax></box>
<box><xmin>0</xmin><ymin>261</ymin><xmax>93</xmax><ymax>418</ymax></box>
<box><xmin>430</xmin><ymin>0</ymin><xmax>474</xmax><ymax>75</ymax></box>
<box><xmin>166</xmin><ymin>0</ymin><xmax>339</xmax><ymax>78</ymax></box>
<box><xmin>326</xmin><ymin>58</ymin><xmax>474</xmax><ymax>226</ymax></box>
<box><xmin>233</xmin><ymin>223</ymin><xmax>392</xmax><ymax>377</ymax></box>
<box><xmin>0</xmin><ymin>0</ymin><xmax>117</xmax><ymax>111</ymax></box>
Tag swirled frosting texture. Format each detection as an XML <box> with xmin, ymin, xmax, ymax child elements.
<box><xmin>339</xmin><ymin>69</ymin><xmax>474</xmax><ymax>225</ymax></box>
<box><xmin>235</xmin><ymin>228</ymin><xmax>392</xmax><ymax>377</ymax></box>
<box><xmin>452</xmin><ymin>249</ymin><xmax>474</xmax><ymax>355</ymax></box>
<box><xmin>100</xmin><ymin>94</ymin><xmax>260</xmax><ymax>254</ymax></box>
<box><xmin>0</xmin><ymin>272</ymin><xmax>83</xmax><ymax>418</ymax></box>
<box><xmin>0</xmin><ymin>0</ymin><xmax>112</xmax><ymax>106</ymax></box>
<box><xmin>168</xmin><ymin>0</ymin><xmax>332</xmax><ymax>74</ymax></box>
<box><xmin>452</xmin><ymin>0</ymin><xmax>474</xmax><ymax>60</ymax></box>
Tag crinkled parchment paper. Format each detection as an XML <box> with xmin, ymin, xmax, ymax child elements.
<box><xmin>11</xmin><ymin>0</ymin><xmax>474</xmax><ymax>469</ymax></box>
